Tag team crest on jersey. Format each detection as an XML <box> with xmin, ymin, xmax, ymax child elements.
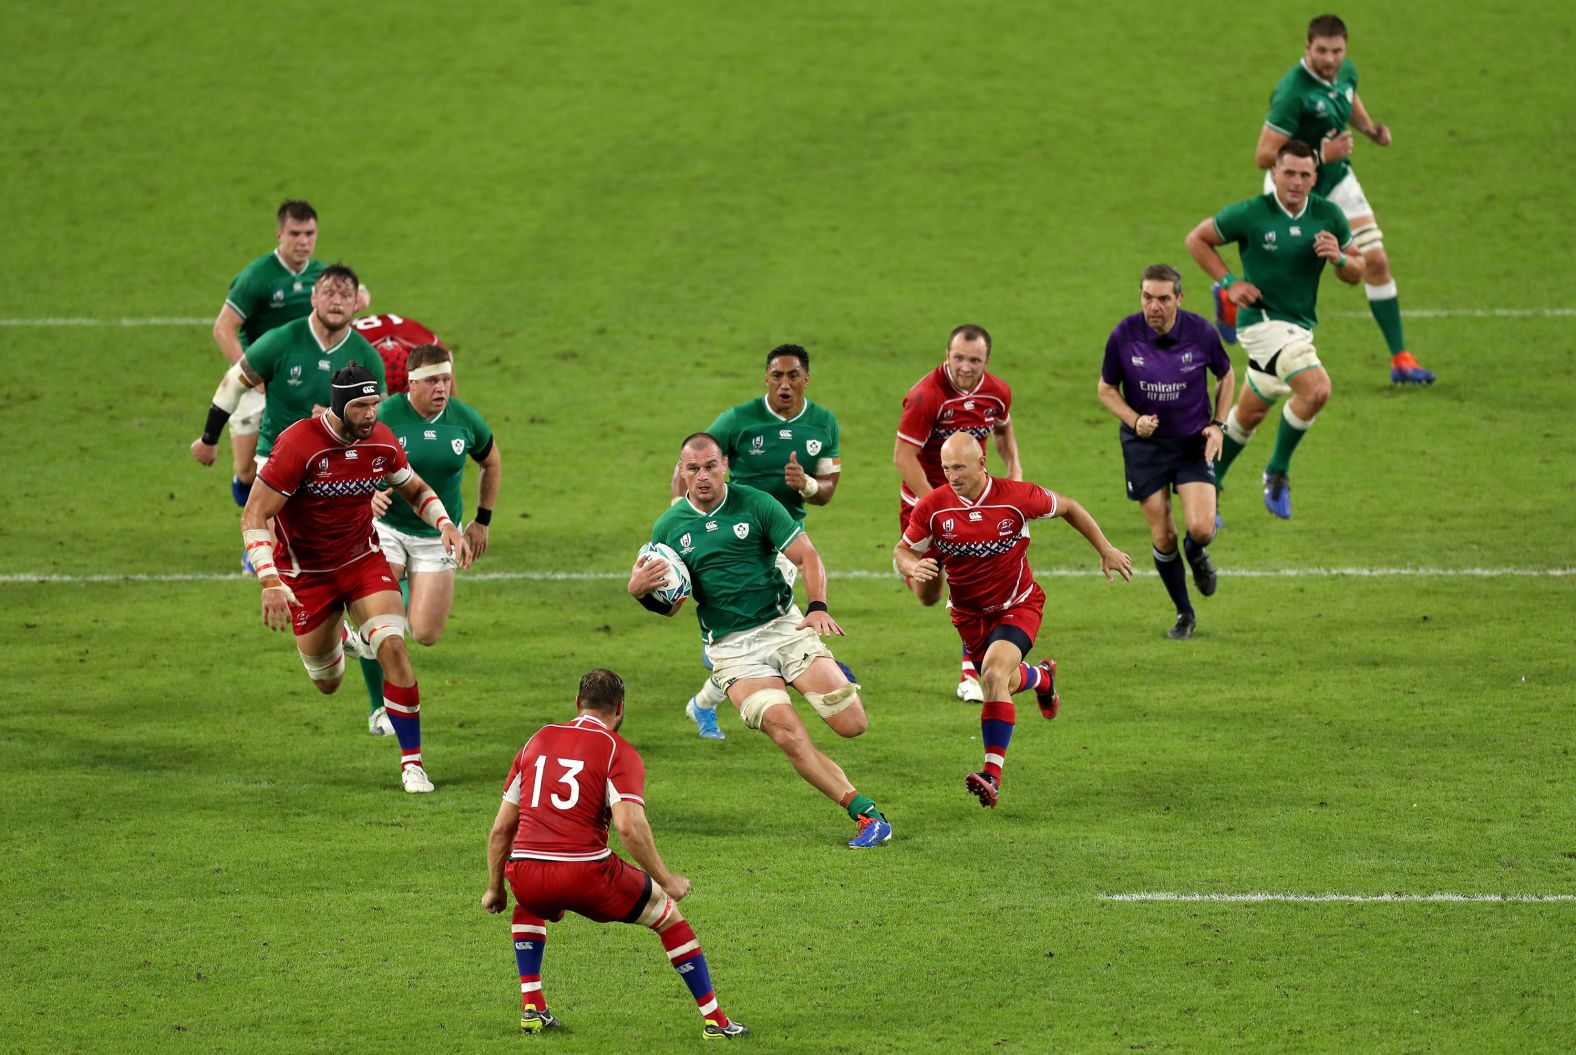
<box><xmin>451</xmin><ymin>438</ymin><xmax>464</xmax><ymax>455</ymax></box>
<box><xmin>998</xmin><ymin>518</ymin><xmax>1015</xmax><ymax>535</ymax></box>
<box><xmin>733</xmin><ymin>523</ymin><xmax>750</xmax><ymax>539</ymax></box>
<box><xmin>372</xmin><ymin>456</ymin><xmax>386</xmax><ymax>472</ymax></box>
<box><xmin>806</xmin><ymin>439</ymin><xmax>822</xmax><ymax>456</ymax></box>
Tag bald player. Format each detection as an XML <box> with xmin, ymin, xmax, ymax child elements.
<box><xmin>894</xmin><ymin>434</ymin><xmax>1130</xmax><ymax>809</ymax></box>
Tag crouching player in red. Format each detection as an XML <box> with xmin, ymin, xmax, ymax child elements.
<box><xmin>893</xmin><ymin>434</ymin><xmax>1132</xmax><ymax>809</ymax></box>
<box><xmin>481</xmin><ymin>669</ymin><xmax>748</xmax><ymax>1039</ymax></box>
<box><xmin>241</xmin><ymin>363</ymin><xmax>471</xmax><ymax>793</ymax></box>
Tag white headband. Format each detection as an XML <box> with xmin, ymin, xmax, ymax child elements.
<box><xmin>407</xmin><ymin>361</ymin><xmax>453</xmax><ymax>381</ymax></box>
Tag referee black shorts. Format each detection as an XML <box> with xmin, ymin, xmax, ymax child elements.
<box><xmin>1120</xmin><ymin>429</ymin><xmax>1215</xmax><ymax>502</ymax></box>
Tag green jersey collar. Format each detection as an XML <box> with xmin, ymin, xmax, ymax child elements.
<box><xmin>1271</xmin><ymin>191</ymin><xmax>1310</xmax><ymax>221</ymax></box>
<box><xmin>759</xmin><ymin>395</ymin><xmax>808</xmax><ymax>423</ymax></box>
<box><xmin>308</xmin><ymin>316</ymin><xmax>354</xmax><ymax>355</ymax></box>
<box><xmin>1298</xmin><ymin>57</ymin><xmax>1336</xmax><ymax>87</ymax></box>
<box><xmin>684</xmin><ymin>483</ymin><xmax>728</xmax><ymax>516</ymax></box>
<box><xmin>272</xmin><ymin>248</ymin><xmax>312</xmax><ymax>277</ymax></box>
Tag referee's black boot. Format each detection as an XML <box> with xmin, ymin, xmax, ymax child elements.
<box><xmin>1167</xmin><ymin>612</ymin><xmax>1196</xmax><ymax>640</ymax></box>
<box><xmin>1186</xmin><ymin>547</ymin><xmax>1217</xmax><ymax>597</ymax></box>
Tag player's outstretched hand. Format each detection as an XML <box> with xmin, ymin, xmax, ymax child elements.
<box><xmin>797</xmin><ymin>609</ymin><xmax>845</xmax><ymax>637</ymax></box>
<box><xmin>481</xmin><ymin>887</ymin><xmax>508</xmax><ymax>914</ymax></box>
<box><xmin>662</xmin><ymin>874</ymin><xmax>692</xmax><ymax>902</ymax></box>
<box><xmin>441</xmin><ymin>523</ymin><xmax>473</xmax><ymax>570</ymax></box>
<box><xmin>190</xmin><ymin>438</ymin><xmax>218</xmax><ymax>466</ymax></box>
<box><xmin>1226</xmin><ymin>281</ymin><xmax>1262</xmax><ymax>308</ymax></box>
<box><xmin>783</xmin><ymin>450</ymin><xmax>807</xmax><ymax>490</ymax></box>
<box><xmin>627</xmin><ymin>554</ymin><xmax>669</xmax><ymax>597</ymax></box>
<box><xmin>369</xmin><ymin>489</ymin><xmax>393</xmax><ymax>518</ymax></box>
<box><xmin>1100</xmin><ymin>546</ymin><xmax>1134</xmax><ymax>583</ymax></box>
<box><xmin>464</xmin><ymin>521</ymin><xmax>490</xmax><ymax>561</ymax></box>
<box><xmin>906</xmin><ymin>556</ymin><xmax>941</xmax><ymax>583</ymax></box>
<box><xmin>260</xmin><ymin>581</ymin><xmax>296</xmax><ymax>632</ymax></box>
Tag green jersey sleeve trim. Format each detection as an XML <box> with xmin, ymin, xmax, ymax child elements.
<box><xmin>775</xmin><ymin>522</ymin><xmax>803</xmax><ymax>553</ymax></box>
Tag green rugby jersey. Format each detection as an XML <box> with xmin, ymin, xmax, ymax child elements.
<box><xmin>1213</xmin><ymin>192</ymin><xmax>1352</xmax><ymax>331</ymax></box>
<box><xmin>650</xmin><ymin>483</ymin><xmax>803</xmax><ymax>643</ymax></box>
<box><xmin>376</xmin><ymin>394</ymin><xmax>494</xmax><ymax>538</ymax></box>
<box><xmin>225</xmin><ymin>250</ymin><xmax>325</xmax><ymax>349</ymax></box>
<box><xmin>244</xmin><ymin>317</ymin><xmax>386</xmax><ymax>457</ymax></box>
<box><xmin>1265</xmin><ymin>58</ymin><xmax>1359</xmax><ymax>197</ymax></box>
<box><xmin>705</xmin><ymin>397</ymin><xmax>841</xmax><ymax>524</ymax></box>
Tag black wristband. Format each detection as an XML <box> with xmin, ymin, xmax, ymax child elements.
<box><xmin>1209</xmin><ymin>419</ymin><xmax>1225</xmax><ymax>430</ymax></box>
<box><xmin>806</xmin><ymin>600</ymin><xmax>829</xmax><ymax>614</ymax></box>
<box><xmin>200</xmin><ymin>404</ymin><xmax>231</xmax><ymax>446</ymax></box>
<box><xmin>473</xmin><ymin>507</ymin><xmax>492</xmax><ymax>526</ymax></box>
<box><xmin>636</xmin><ymin>592</ymin><xmax>671</xmax><ymax>615</ymax></box>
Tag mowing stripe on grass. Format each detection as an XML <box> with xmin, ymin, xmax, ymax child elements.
<box><xmin>1102</xmin><ymin>892</ymin><xmax>1576</xmax><ymax>903</ymax></box>
<box><xmin>3</xmin><ymin>567</ymin><xmax>1572</xmax><ymax>585</ymax></box>
<box><xmin>0</xmin><ymin>317</ymin><xmax>211</xmax><ymax>327</ymax></box>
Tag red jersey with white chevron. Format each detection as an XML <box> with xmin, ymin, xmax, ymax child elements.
<box><xmin>896</xmin><ymin>364</ymin><xmax>1013</xmax><ymax>506</ymax></box>
<box><xmin>503</xmin><ymin>714</ymin><xmax>647</xmax><ymax>863</ymax></box>
<box><xmin>902</xmin><ymin>475</ymin><xmax>1059</xmax><ymax>615</ymax></box>
<box><xmin>350</xmin><ymin>313</ymin><xmax>443</xmax><ymax>394</ymax></box>
<box><xmin>258</xmin><ymin>415</ymin><xmax>409</xmax><ymax>575</ymax></box>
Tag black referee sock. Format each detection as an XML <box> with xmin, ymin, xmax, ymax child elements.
<box><xmin>1153</xmin><ymin>546</ymin><xmax>1193</xmax><ymax>616</ymax></box>
<box><xmin>1182</xmin><ymin>534</ymin><xmax>1211</xmax><ymax>563</ymax></box>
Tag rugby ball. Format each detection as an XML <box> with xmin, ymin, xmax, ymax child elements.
<box><xmin>638</xmin><ymin>541</ymin><xmax>692</xmax><ymax>608</ymax></box>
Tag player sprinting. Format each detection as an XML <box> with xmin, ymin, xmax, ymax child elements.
<box><xmin>631</xmin><ymin>433</ymin><xmax>892</xmax><ymax>849</ymax></box>
<box><xmin>240</xmin><ymin>363</ymin><xmax>470</xmax><ymax>792</ymax></box>
<box><xmin>481</xmin><ymin>669</ymin><xmax>748</xmax><ymax>1039</ymax></box>
<box><xmin>1186</xmin><ymin>140</ymin><xmax>1366</xmax><ymax>519</ymax></box>
<box><xmin>209</xmin><ymin>202</ymin><xmax>371</xmax><ymax>513</ymax></box>
<box><xmin>351</xmin><ymin>344</ymin><xmax>500</xmax><ymax>736</ymax></box>
<box><xmin>893</xmin><ymin>433</ymin><xmax>1131</xmax><ymax>809</ymax></box>
<box><xmin>1215</xmin><ymin>13</ymin><xmax>1434</xmax><ymax>386</ymax></box>
<box><xmin>676</xmin><ymin>343</ymin><xmax>845</xmax><ymax>740</ymax></box>
<box><xmin>893</xmin><ymin>325</ymin><xmax>1022</xmax><ymax>703</ymax></box>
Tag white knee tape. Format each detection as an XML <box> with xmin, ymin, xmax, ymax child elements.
<box><xmin>362</xmin><ymin>614</ymin><xmax>408</xmax><ymax>654</ymax></box>
<box><xmin>637</xmin><ymin>893</ymin><xmax>673</xmax><ymax>929</ymax></box>
<box><xmin>803</xmin><ymin>681</ymin><xmax>860</xmax><ymax>720</ymax></box>
<box><xmin>1282</xmin><ymin>403</ymin><xmax>1315</xmax><ymax>431</ymax></box>
<box><xmin>1352</xmin><ymin>222</ymin><xmax>1384</xmax><ymax>252</ymax></box>
<box><xmin>1281</xmin><ymin>340</ymin><xmax>1320</xmax><ymax>375</ymax></box>
<box><xmin>301</xmin><ymin>643</ymin><xmax>345</xmax><ymax>682</ymax></box>
<box><xmin>1224</xmin><ymin>407</ymin><xmax>1254</xmax><ymax>444</ymax></box>
<box><xmin>1365</xmin><ymin>279</ymin><xmax>1398</xmax><ymax>300</ymax></box>
<box><xmin>738</xmin><ymin>688</ymin><xmax>792</xmax><ymax>730</ymax></box>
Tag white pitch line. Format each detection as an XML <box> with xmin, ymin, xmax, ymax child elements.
<box><xmin>1102</xmin><ymin>892</ymin><xmax>1576</xmax><ymax>903</ymax></box>
<box><xmin>0</xmin><ymin>317</ymin><xmax>210</xmax><ymax>327</ymax></box>
<box><xmin>1</xmin><ymin>566</ymin><xmax>1571</xmax><ymax>585</ymax></box>
<box><xmin>1334</xmin><ymin>307</ymin><xmax>1576</xmax><ymax>319</ymax></box>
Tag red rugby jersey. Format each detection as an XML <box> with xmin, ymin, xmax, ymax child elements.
<box><xmin>502</xmin><ymin>714</ymin><xmax>647</xmax><ymax>863</ymax></box>
<box><xmin>895</xmin><ymin>364</ymin><xmax>1013</xmax><ymax>506</ymax></box>
<box><xmin>350</xmin><ymin>314</ymin><xmax>443</xmax><ymax>394</ymax></box>
<box><xmin>258</xmin><ymin>415</ymin><xmax>409</xmax><ymax>575</ymax></box>
<box><xmin>902</xmin><ymin>476</ymin><xmax>1059</xmax><ymax>615</ymax></box>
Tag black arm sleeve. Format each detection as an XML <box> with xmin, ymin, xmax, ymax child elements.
<box><xmin>200</xmin><ymin>404</ymin><xmax>233</xmax><ymax>446</ymax></box>
<box><xmin>635</xmin><ymin>592</ymin><xmax>672</xmax><ymax>615</ymax></box>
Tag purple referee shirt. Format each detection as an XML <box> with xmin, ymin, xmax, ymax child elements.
<box><xmin>1101</xmin><ymin>309</ymin><xmax>1231</xmax><ymax>438</ymax></box>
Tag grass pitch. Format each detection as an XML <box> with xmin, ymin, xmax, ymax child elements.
<box><xmin>3</xmin><ymin>1</ymin><xmax>1574</xmax><ymax>1053</ymax></box>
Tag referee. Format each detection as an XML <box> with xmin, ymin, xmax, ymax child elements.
<box><xmin>1097</xmin><ymin>265</ymin><xmax>1235</xmax><ymax>639</ymax></box>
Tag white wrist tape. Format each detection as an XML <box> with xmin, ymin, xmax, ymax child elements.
<box><xmin>242</xmin><ymin>528</ymin><xmax>280</xmax><ymax>580</ymax></box>
<box><xmin>414</xmin><ymin>489</ymin><xmax>453</xmax><ymax>530</ymax></box>
<box><xmin>212</xmin><ymin>361</ymin><xmax>253</xmax><ymax>414</ymax></box>
<box><xmin>798</xmin><ymin>475</ymin><xmax>820</xmax><ymax>499</ymax></box>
